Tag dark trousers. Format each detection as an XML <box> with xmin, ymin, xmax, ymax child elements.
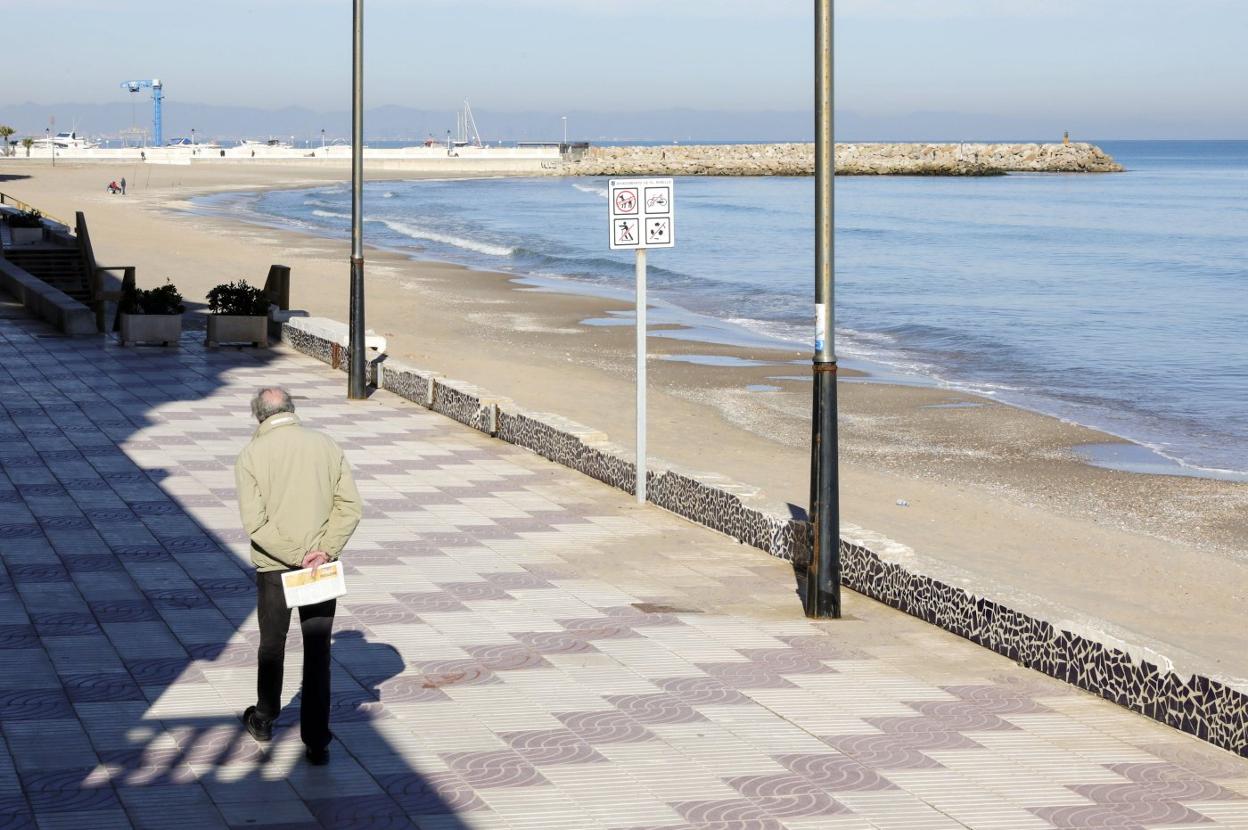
<box><xmin>255</xmin><ymin>570</ymin><xmax>336</xmax><ymax>749</ymax></box>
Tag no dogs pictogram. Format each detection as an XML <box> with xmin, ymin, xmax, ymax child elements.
<box><xmin>614</xmin><ymin>189</ymin><xmax>638</xmax><ymax>214</ymax></box>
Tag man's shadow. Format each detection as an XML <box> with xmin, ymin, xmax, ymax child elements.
<box><xmin>0</xmin><ymin>301</ymin><xmax>470</xmax><ymax>828</ymax></box>
<box><xmin>277</xmin><ymin>630</ymin><xmax>404</xmax><ymax>729</ymax></box>
<box><xmin>86</xmin><ymin>628</ymin><xmax>469</xmax><ymax>828</ymax></box>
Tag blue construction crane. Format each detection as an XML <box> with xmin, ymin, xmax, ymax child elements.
<box><xmin>120</xmin><ymin>79</ymin><xmax>164</xmax><ymax>147</ymax></box>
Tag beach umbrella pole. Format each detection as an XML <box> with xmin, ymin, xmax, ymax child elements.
<box><xmin>806</xmin><ymin>0</ymin><xmax>840</xmax><ymax>618</ymax></box>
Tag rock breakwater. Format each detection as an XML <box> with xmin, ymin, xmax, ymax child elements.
<box><xmin>552</xmin><ymin>142</ymin><xmax>1122</xmax><ymax>176</ymax></box>
<box><xmin>838</xmin><ymin>142</ymin><xmax>1123</xmax><ymax>175</ymax></box>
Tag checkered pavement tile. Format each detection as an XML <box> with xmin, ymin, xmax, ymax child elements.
<box><xmin>0</xmin><ymin>302</ymin><xmax>1245</xmax><ymax>830</ymax></box>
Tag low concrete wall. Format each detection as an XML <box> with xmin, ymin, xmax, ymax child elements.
<box><xmin>0</xmin><ymin>258</ymin><xmax>96</xmax><ymax>335</ymax></box>
<box><xmin>280</xmin><ymin>322</ymin><xmax>1246</xmax><ymax>758</ymax></box>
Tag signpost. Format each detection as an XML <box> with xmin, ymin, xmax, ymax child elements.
<box><xmin>609</xmin><ymin>177</ymin><xmax>675</xmax><ymax>504</ymax></box>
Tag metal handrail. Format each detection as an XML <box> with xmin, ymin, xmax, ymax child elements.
<box><xmin>0</xmin><ymin>192</ymin><xmax>71</xmax><ymax>229</ymax></box>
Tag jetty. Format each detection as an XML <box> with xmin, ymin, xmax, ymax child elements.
<box><xmin>551</xmin><ymin>141</ymin><xmax>1123</xmax><ymax>176</ymax></box>
<box><xmin>7</xmin><ymin>140</ymin><xmax>1122</xmax><ymax>176</ymax></box>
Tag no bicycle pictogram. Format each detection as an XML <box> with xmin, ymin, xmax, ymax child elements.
<box><xmin>644</xmin><ymin>187</ymin><xmax>670</xmax><ymax>214</ymax></box>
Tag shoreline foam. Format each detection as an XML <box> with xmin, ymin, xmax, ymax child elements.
<box><xmin>187</xmin><ymin>179</ymin><xmax>1247</xmax><ymax>483</ymax></box>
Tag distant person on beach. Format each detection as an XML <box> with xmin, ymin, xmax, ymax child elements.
<box><xmin>120</xmin><ymin>177</ymin><xmax>126</xmax><ymax>195</ymax></box>
<box><xmin>235</xmin><ymin>387</ymin><xmax>362</xmax><ymax>766</ymax></box>
<box><xmin>107</xmin><ymin>181</ymin><xmax>119</xmax><ymax>194</ymax></box>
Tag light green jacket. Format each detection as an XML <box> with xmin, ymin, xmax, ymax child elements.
<box><xmin>234</xmin><ymin>413</ymin><xmax>362</xmax><ymax>572</ymax></box>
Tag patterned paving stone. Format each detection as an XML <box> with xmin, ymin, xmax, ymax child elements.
<box><xmin>500</xmin><ymin>728</ymin><xmax>607</xmax><ymax>766</ymax></box>
<box><xmin>773</xmin><ymin>754</ymin><xmax>896</xmax><ymax>791</ymax></box>
<box><xmin>557</xmin><ymin>711</ymin><xmax>658</xmax><ymax>745</ymax></box>
<box><xmin>442</xmin><ymin>750</ymin><xmax>549</xmax><ymax>789</ymax></box>
<box><xmin>378</xmin><ymin>770</ymin><xmax>486</xmax><ymax>814</ymax></box>
<box><xmin>0</xmin><ymin>305</ymin><xmax>1245</xmax><ymax>830</ymax></box>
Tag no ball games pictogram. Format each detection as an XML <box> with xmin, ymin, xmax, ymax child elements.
<box><xmin>608</xmin><ymin>178</ymin><xmax>675</xmax><ymax>250</ymax></box>
<box><xmin>647</xmin><ymin>218</ymin><xmax>670</xmax><ymax>244</ymax></box>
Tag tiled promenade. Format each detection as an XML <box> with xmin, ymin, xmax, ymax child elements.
<box><xmin>1</xmin><ymin>299</ymin><xmax>1246</xmax><ymax>830</ymax></box>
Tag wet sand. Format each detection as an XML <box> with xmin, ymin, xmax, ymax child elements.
<box><xmin>4</xmin><ymin>159</ymin><xmax>1245</xmax><ymax>682</ymax></box>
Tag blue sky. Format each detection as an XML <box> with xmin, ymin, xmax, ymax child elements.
<box><xmin>6</xmin><ymin>0</ymin><xmax>1247</xmax><ymax>137</ymax></box>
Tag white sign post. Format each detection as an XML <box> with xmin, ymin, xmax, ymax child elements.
<box><xmin>609</xmin><ymin>177</ymin><xmax>675</xmax><ymax>504</ymax></box>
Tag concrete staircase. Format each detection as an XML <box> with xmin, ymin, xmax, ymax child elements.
<box><xmin>2</xmin><ymin>246</ymin><xmax>92</xmax><ymax>304</ymax></box>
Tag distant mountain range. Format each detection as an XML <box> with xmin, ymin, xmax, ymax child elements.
<box><xmin>0</xmin><ymin>102</ymin><xmax>815</xmax><ymax>144</ymax></box>
<box><xmin>1</xmin><ymin>101</ymin><xmax>1234</xmax><ymax>143</ymax></box>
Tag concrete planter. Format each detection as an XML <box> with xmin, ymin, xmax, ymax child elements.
<box><xmin>119</xmin><ymin>313</ymin><xmax>182</xmax><ymax>346</ymax></box>
<box><xmin>9</xmin><ymin>227</ymin><xmax>43</xmax><ymax>246</ymax></box>
<box><xmin>206</xmin><ymin>314</ymin><xmax>268</xmax><ymax>348</ymax></box>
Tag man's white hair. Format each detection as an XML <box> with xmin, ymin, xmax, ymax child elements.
<box><xmin>251</xmin><ymin>387</ymin><xmax>294</xmax><ymax>423</ymax></box>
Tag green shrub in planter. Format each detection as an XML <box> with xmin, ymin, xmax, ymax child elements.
<box><xmin>124</xmin><ymin>280</ymin><xmax>186</xmax><ymax>315</ymax></box>
<box><xmin>119</xmin><ymin>280</ymin><xmax>185</xmax><ymax>347</ymax></box>
<box><xmin>207</xmin><ymin>280</ymin><xmax>270</xmax><ymax>316</ymax></box>
<box><xmin>7</xmin><ymin>209</ymin><xmax>43</xmax><ymax>229</ymax></box>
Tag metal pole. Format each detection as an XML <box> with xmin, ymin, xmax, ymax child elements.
<box><xmin>635</xmin><ymin>247</ymin><xmax>647</xmax><ymax>504</ymax></box>
<box><xmin>805</xmin><ymin>0</ymin><xmax>839</xmax><ymax>618</ymax></box>
<box><xmin>152</xmin><ymin>82</ymin><xmax>163</xmax><ymax>148</ymax></box>
<box><xmin>347</xmin><ymin>0</ymin><xmax>367</xmax><ymax>399</ymax></box>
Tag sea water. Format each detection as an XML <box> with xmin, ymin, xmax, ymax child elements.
<box><xmin>197</xmin><ymin>141</ymin><xmax>1248</xmax><ymax>475</ymax></box>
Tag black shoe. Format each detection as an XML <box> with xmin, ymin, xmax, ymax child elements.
<box><xmin>305</xmin><ymin>745</ymin><xmax>330</xmax><ymax>766</ymax></box>
<box><xmin>241</xmin><ymin>706</ymin><xmax>272</xmax><ymax>742</ymax></box>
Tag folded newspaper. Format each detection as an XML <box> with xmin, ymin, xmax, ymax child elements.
<box><xmin>281</xmin><ymin>561</ymin><xmax>347</xmax><ymax>608</ymax></box>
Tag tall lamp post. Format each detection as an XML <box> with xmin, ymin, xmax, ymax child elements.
<box><xmin>46</xmin><ymin>128</ymin><xmax>55</xmax><ymax>167</ymax></box>
<box><xmin>805</xmin><ymin>0</ymin><xmax>839</xmax><ymax>618</ymax></box>
<box><xmin>347</xmin><ymin>0</ymin><xmax>367</xmax><ymax>400</ymax></box>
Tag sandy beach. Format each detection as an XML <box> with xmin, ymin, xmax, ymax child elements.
<box><xmin>4</xmin><ymin>159</ymin><xmax>1245</xmax><ymax>682</ymax></box>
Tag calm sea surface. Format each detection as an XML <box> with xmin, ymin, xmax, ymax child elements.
<box><xmin>199</xmin><ymin>141</ymin><xmax>1248</xmax><ymax>475</ymax></box>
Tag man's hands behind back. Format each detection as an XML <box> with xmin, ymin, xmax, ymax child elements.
<box><xmin>302</xmin><ymin>550</ymin><xmax>330</xmax><ymax>570</ymax></box>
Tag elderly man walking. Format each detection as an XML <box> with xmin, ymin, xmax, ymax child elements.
<box><xmin>235</xmin><ymin>387</ymin><xmax>362</xmax><ymax>765</ymax></box>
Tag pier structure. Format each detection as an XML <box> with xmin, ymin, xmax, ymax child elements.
<box><xmin>5</xmin><ymin>141</ymin><xmax>1123</xmax><ymax>176</ymax></box>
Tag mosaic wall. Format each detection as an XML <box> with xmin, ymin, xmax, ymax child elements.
<box><xmin>428</xmin><ymin>382</ymin><xmax>495</xmax><ymax>435</ymax></box>
<box><xmin>282</xmin><ymin>324</ymin><xmax>377</xmax><ymax>386</ymax></box>
<box><xmin>648</xmin><ymin>469</ymin><xmax>810</xmax><ymax>562</ymax></box>
<box><xmin>838</xmin><ymin>541</ymin><xmax>1248</xmax><ymax>758</ymax></box>
<box><xmin>378</xmin><ymin>362</ymin><xmax>432</xmax><ymax>408</ymax></box>
<box><xmin>281</xmin><ymin>325</ymin><xmax>333</xmax><ymax>366</ymax></box>
<box><xmin>281</xmin><ymin>323</ymin><xmax>1248</xmax><ymax>758</ymax></box>
<box><xmin>497</xmin><ymin>409</ymin><xmax>637</xmax><ymax>494</ymax></box>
